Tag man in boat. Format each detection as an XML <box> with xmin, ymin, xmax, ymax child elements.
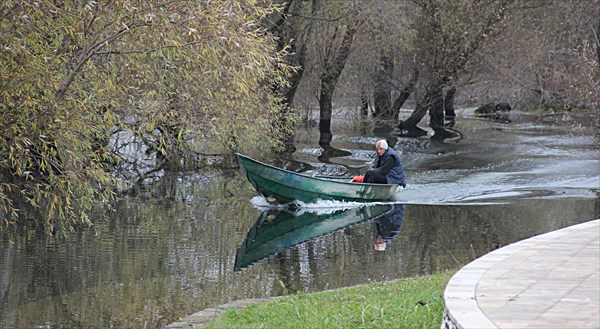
<box><xmin>363</xmin><ymin>139</ymin><xmax>406</xmax><ymax>187</ymax></box>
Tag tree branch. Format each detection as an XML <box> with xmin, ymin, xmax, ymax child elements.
<box><xmin>54</xmin><ymin>1</ymin><xmax>181</xmax><ymax>102</ymax></box>
<box><xmin>93</xmin><ymin>41</ymin><xmax>203</xmax><ymax>55</ymax></box>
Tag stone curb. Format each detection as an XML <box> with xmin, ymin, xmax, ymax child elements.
<box><xmin>165</xmin><ymin>297</ymin><xmax>285</xmax><ymax>329</ymax></box>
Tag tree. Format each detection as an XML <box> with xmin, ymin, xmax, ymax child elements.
<box><xmin>0</xmin><ymin>0</ymin><xmax>292</xmax><ymax>231</ymax></box>
<box><xmin>399</xmin><ymin>0</ymin><xmax>515</xmax><ymax>136</ymax></box>
<box><xmin>318</xmin><ymin>22</ymin><xmax>360</xmax><ymax>146</ymax></box>
<box><xmin>267</xmin><ymin>0</ymin><xmax>363</xmax><ymax>149</ymax></box>
<box><xmin>356</xmin><ymin>0</ymin><xmax>417</xmax><ymax>120</ymax></box>
<box><xmin>295</xmin><ymin>1</ymin><xmax>361</xmax><ymax>146</ymax></box>
<box><xmin>275</xmin><ymin>0</ymin><xmax>597</xmax><ymax>140</ymax></box>
<box><xmin>267</xmin><ymin>0</ymin><xmax>313</xmax><ymax>108</ymax></box>
<box><xmin>476</xmin><ymin>0</ymin><xmax>600</xmax><ymax>111</ymax></box>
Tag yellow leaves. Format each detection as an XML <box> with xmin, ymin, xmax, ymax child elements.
<box><xmin>1</xmin><ymin>0</ymin><xmax>291</xmax><ymax>232</ymax></box>
<box><xmin>145</xmin><ymin>120</ymin><xmax>155</xmax><ymax>133</ymax></box>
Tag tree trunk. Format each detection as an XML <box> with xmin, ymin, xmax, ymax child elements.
<box><xmin>390</xmin><ymin>66</ymin><xmax>420</xmax><ymax>122</ymax></box>
<box><xmin>373</xmin><ymin>92</ymin><xmax>391</xmax><ymax>119</ymax></box>
<box><xmin>360</xmin><ymin>92</ymin><xmax>369</xmax><ymax>116</ymax></box>
<box><xmin>596</xmin><ymin>18</ymin><xmax>600</xmax><ymax>70</ymax></box>
<box><xmin>278</xmin><ymin>31</ymin><xmax>307</xmax><ymax>107</ymax></box>
<box><xmin>268</xmin><ymin>0</ymin><xmax>314</xmax><ymax>154</ymax></box>
<box><xmin>400</xmin><ymin>1</ymin><xmax>514</xmax><ymax>132</ymax></box>
<box><xmin>443</xmin><ymin>85</ymin><xmax>456</xmax><ymax>126</ymax></box>
<box><xmin>373</xmin><ymin>54</ymin><xmax>393</xmax><ymax>119</ymax></box>
<box><xmin>427</xmin><ymin>85</ymin><xmax>445</xmax><ymax>128</ymax></box>
<box><xmin>268</xmin><ymin>0</ymin><xmax>307</xmax><ymax>107</ymax></box>
<box><xmin>399</xmin><ymin>103</ymin><xmax>427</xmax><ymax>129</ymax></box>
<box><xmin>319</xmin><ymin>88</ymin><xmax>334</xmax><ymax>145</ymax></box>
<box><xmin>400</xmin><ymin>83</ymin><xmax>443</xmax><ymax>128</ymax></box>
<box><xmin>318</xmin><ymin>25</ymin><xmax>358</xmax><ymax>145</ymax></box>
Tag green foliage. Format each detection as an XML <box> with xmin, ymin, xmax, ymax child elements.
<box><xmin>0</xmin><ymin>1</ymin><xmax>295</xmax><ymax>231</ymax></box>
<box><xmin>206</xmin><ymin>271</ymin><xmax>455</xmax><ymax>329</ymax></box>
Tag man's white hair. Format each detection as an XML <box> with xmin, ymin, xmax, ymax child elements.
<box><xmin>378</xmin><ymin>139</ymin><xmax>388</xmax><ymax>150</ymax></box>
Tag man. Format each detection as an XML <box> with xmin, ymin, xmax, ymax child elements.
<box><xmin>363</xmin><ymin>139</ymin><xmax>406</xmax><ymax>187</ymax></box>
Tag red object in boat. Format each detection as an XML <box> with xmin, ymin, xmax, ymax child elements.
<box><xmin>352</xmin><ymin>175</ymin><xmax>364</xmax><ymax>183</ymax></box>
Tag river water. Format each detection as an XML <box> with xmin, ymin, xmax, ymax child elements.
<box><xmin>1</xmin><ymin>110</ymin><xmax>598</xmax><ymax>328</ymax></box>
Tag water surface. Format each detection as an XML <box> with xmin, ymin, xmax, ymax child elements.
<box><xmin>1</xmin><ymin>112</ymin><xmax>598</xmax><ymax>328</ymax></box>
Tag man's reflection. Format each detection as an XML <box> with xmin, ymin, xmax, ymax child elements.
<box><xmin>373</xmin><ymin>204</ymin><xmax>405</xmax><ymax>251</ymax></box>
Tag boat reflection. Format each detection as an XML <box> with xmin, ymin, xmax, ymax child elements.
<box><xmin>235</xmin><ymin>203</ymin><xmax>405</xmax><ymax>271</ymax></box>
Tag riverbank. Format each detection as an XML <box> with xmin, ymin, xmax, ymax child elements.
<box><xmin>167</xmin><ymin>270</ymin><xmax>455</xmax><ymax>328</ymax></box>
<box><xmin>169</xmin><ymin>219</ymin><xmax>600</xmax><ymax>329</ymax></box>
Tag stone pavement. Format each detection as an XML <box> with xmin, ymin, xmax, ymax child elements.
<box><xmin>443</xmin><ymin>219</ymin><xmax>600</xmax><ymax>329</ymax></box>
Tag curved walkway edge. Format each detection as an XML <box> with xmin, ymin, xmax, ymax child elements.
<box><xmin>442</xmin><ymin>219</ymin><xmax>600</xmax><ymax>329</ymax></box>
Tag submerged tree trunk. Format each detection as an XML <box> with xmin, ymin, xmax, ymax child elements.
<box><xmin>426</xmin><ymin>84</ymin><xmax>445</xmax><ymax>128</ymax></box>
<box><xmin>401</xmin><ymin>83</ymin><xmax>444</xmax><ymax>127</ymax></box>
<box><xmin>318</xmin><ymin>25</ymin><xmax>358</xmax><ymax>145</ymax></box>
<box><xmin>318</xmin><ymin>87</ymin><xmax>334</xmax><ymax>145</ymax></box>
<box><xmin>398</xmin><ymin>0</ymin><xmax>514</xmax><ymax>133</ymax></box>
<box><xmin>373</xmin><ymin>90</ymin><xmax>391</xmax><ymax>118</ymax></box>
<box><xmin>443</xmin><ymin>85</ymin><xmax>456</xmax><ymax>126</ymax></box>
<box><xmin>399</xmin><ymin>68</ymin><xmax>455</xmax><ymax>135</ymax></box>
<box><xmin>398</xmin><ymin>82</ymin><xmax>445</xmax><ymax>137</ymax></box>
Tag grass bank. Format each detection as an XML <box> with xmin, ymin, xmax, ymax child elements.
<box><xmin>205</xmin><ymin>270</ymin><xmax>455</xmax><ymax>329</ymax></box>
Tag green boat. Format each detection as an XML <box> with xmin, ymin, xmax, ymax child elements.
<box><xmin>235</xmin><ymin>153</ymin><xmax>399</xmax><ymax>204</ymax></box>
<box><xmin>235</xmin><ymin>204</ymin><xmax>394</xmax><ymax>270</ymax></box>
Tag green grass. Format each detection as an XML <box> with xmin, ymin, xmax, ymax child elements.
<box><xmin>205</xmin><ymin>270</ymin><xmax>455</xmax><ymax>329</ymax></box>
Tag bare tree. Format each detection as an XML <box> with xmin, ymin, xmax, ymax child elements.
<box><xmin>399</xmin><ymin>0</ymin><xmax>515</xmax><ymax>136</ymax></box>
<box><xmin>267</xmin><ymin>0</ymin><xmax>314</xmax><ymax>107</ymax></box>
<box><xmin>478</xmin><ymin>0</ymin><xmax>600</xmax><ymax>111</ymax></box>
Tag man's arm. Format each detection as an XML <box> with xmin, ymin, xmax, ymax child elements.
<box><xmin>374</xmin><ymin>156</ymin><xmax>395</xmax><ymax>175</ymax></box>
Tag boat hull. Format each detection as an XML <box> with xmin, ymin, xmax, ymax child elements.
<box><xmin>236</xmin><ymin>153</ymin><xmax>398</xmax><ymax>204</ymax></box>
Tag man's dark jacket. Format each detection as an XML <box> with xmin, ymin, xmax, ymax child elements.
<box><xmin>373</xmin><ymin>147</ymin><xmax>405</xmax><ymax>186</ymax></box>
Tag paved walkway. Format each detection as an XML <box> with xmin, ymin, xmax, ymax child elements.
<box><xmin>443</xmin><ymin>219</ymin><xmax>600</xmax><ymax>329</ymax></box>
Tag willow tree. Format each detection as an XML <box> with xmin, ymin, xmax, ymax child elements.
<box><xmin>348</xmin><ymin>0</ymin><xmax>417</xmax><ymax>120</ymax></box>
<box><xmin>0</xmin><ymin>1</ymin><xmax>293</xmax><ymax>231</ymax></box>
<box><xmin>398</xmin><ymin>0</ymin><xmax>515</xmax><ymax>136</ymax></box>
<box><xmin>303</xmin><ymin>1</ymin><xmax>362</xmax><ymax>147</ymax></box>
<box><xmin>479</xmin><ymin>0</ymin><xmax>600</xmax><ymax>111</ymax></box>
<box><xmin>267</xmin><ymin>0</ymin><xmax>314</xmax><ymax>108</ymax></box>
